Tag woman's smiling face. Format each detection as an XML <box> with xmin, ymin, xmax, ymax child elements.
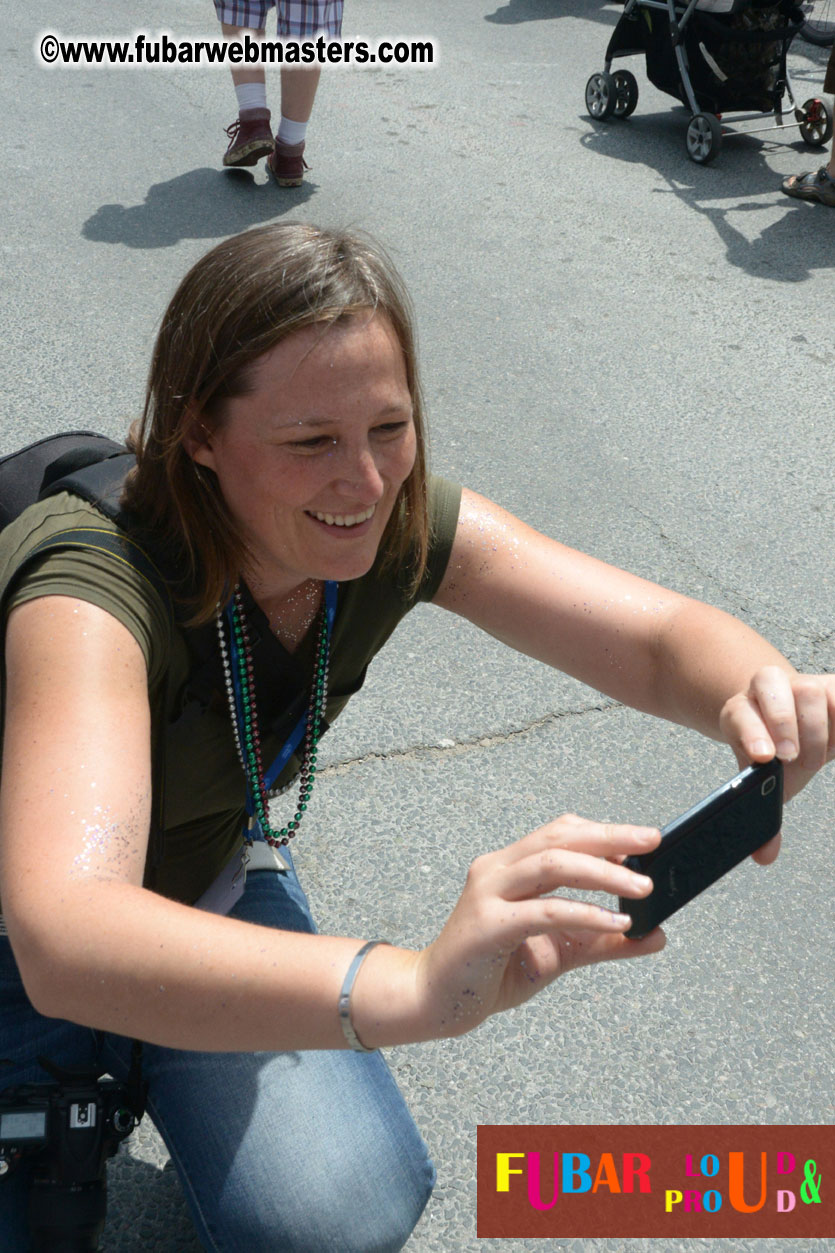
<box><xmin>190</xmin><ymin>312</ymin><xmax>417</xmax><ymax>599</ymax></box>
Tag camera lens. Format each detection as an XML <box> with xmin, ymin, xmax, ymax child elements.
<box><xmin>30</xmin><ymin>1177</ymin><xmax>106</xmax><ymax>1251</ymax></box>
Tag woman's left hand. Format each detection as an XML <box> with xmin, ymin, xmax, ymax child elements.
<box><xmin>719</xmin><ymin>665</ymin><xmax>835</xmax><ymax>862</ymax></box>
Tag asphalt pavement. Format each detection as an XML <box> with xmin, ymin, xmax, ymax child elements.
<box><xmin>3</xmin><ymin>1</ymin><xmax>834</xmax><ymax>1249</ymax></box>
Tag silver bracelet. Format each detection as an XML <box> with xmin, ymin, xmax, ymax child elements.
<box><xmin>338</xmin><ymin>940</ymin><xmax>388</xmax><ymax>1052</ymax></box>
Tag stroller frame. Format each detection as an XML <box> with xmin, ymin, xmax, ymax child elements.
<box><xmin>586</xmin><ymin>0</ymin><xmax>833</xmax><ymax>161</ymax></box>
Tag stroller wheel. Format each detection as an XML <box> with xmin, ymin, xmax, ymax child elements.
<box><xmin>612</xmin><ymin>71</ymin><xmax>639</xmax><ymax>119</ymax></box>
<box><xmin>798</xmin><ymin>98</ymin><xmax>833</xmax><ymax>147</ymax></box>
<box><xmin>686</xmin><ymin>113</ymin><xmax>722</xmax><ymax>164</ymax></box>
<box><xmin>585</xmin><ymin>72</ymin><xmax>617</xmax><ymax>121</ymax></box>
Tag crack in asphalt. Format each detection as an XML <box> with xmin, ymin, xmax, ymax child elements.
<box><xmin>320</xmin><ymin>698</ymin><xmax>622</xmax><ymax>776</ymax></box>
<box><xmin>625</xmin><ymin>503</ymin><xmax>834</xmax><ymax>655</ymax></box>
<box><xmin>317</xmin><ymin>521</ymin><xmax>835</xmax><ymax>784</ymax></box>
<box><xmin>626</xmin><ymin>503</ymin><xmax>755</xmax><ymax>609</ymax></box>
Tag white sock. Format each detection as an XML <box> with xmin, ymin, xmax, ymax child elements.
<box><xmin>235</xmin><ymin>82</ymin><xmax>268</xmax><ymax>113</ymax></box>
<box><xmin>277</xmin><ymin>116</ymin><xmax>308</xmax><ymax>146</ymax></box>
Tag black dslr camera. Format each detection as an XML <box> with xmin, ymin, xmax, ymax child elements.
<box><xmin>0</xmin><ymin>1054</ymin><xmax>145</xmax><ymax>1251</ymax></box>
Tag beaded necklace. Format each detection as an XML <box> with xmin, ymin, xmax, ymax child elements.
<box><xmin>216</xmin><ymin>582</ymin><xmax>336</xmax><ymax>849</ymax></box>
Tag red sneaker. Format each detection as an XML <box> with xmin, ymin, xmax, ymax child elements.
<box><xmin>222</xmin><ymin>109</ymin><xmax>274</xmax><ymax>167</ymax></box>
<box><xmin>268</xmin><ymin>140</ymin><xmax>309</xmax><ymax>187</ymax></box>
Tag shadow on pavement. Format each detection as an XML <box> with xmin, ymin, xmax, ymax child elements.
<box><xmin>580</xmin><ymin>109</ymin><xmax>835</xmax><ymax>282</ymax></box>
<box><xmin>102</xmin><ymin>1153</ymin><xmax>200</xmax><ymax>1251</ymax></box>
<box><xmin>82</xmin><ymin>167</ymin><xmax>316</xmax><ymax>249</ymax></box>
<box><xmin>485</xmin><ymin>0</ymin><xmax>618</xmax><ymax>26</ymax></box>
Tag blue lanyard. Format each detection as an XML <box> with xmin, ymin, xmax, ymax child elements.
<box><xmin>225</xmin><ymin>580</ymin><xmax>339</xmax><ymax>819</ymax></box>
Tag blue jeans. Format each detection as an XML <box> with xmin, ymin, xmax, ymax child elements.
<box><xmin>0</xmin><ymin>858</ymin><xmax>435</xmax><ymax>1251</ymax></box>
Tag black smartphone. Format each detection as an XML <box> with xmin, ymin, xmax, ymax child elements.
<box><xmin>619</xmin><ymin>759</ymin><xmax>783</xmax><ymax>938</ymax></box>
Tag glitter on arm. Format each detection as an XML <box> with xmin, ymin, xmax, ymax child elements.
<box><xmin>68</xmin><ymin>793</ymin><xmax>150</xmax><ymax>884</ymax></box>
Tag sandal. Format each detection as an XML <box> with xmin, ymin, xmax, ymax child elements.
<box><xmin>781</xmin><ymin>166</ymin><xmax>835</xmax><ymax>206</ymax></box>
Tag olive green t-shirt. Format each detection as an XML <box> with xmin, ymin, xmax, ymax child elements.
<box><xmin>0</xmin><ymin>478</ymin><xmax>462</xmax><ymax>904</ymax></box>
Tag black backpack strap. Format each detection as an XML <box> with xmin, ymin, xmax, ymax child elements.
<box><xmin>40</xmin><ymin>450</ymin><xmax>138</xmax><ymax>523</ymax></box>
<box><xmin>24</xmin><ymin>526</ymin><xmax>172</xmax><ymax>611</ymax></box>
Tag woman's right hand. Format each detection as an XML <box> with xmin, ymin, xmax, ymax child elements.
<box><xmin>1</xmin><ymin>596</ymin><xmax>665</xmax><ymax>1053</ymax></box>
<box><xmin>406</xmin><ymin>815</ymin><xmax>665</xmax><ymax>1039</ymax></box>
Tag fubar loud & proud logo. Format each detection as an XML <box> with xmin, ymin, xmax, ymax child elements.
<box><xmin>477</xmin><ymin>1124</ymin><xmax>832</xmax><ymax>1238</ymax></box>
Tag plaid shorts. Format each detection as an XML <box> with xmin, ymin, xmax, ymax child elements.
<box><xmin>214</xmin><ymin>0</ymin><xmax>343</xmax><ymax>37</ymax></box>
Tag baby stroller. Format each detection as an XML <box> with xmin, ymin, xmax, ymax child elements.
<box><xmin>585</xmin><ymin>0</ymin><xmax>833</xmax><ymax>162</ymax></box>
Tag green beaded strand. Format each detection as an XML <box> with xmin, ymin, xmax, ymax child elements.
<box><xmin>231</xmin><ymin>593</ymin><xmax>329</xmax><ymax>847</ymax></box>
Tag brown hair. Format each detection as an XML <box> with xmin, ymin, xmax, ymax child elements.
<box><xmin>122</xmin><ymin>223</ymin><xmax>430</xmax><ymax>624</ymax></box>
